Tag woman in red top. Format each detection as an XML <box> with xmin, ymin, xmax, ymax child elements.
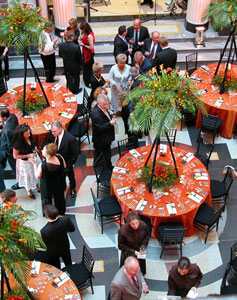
<box><xmin>79</xmin><ymin>22</ymin><xmax>95</xmax><ymax>87</ymax></box>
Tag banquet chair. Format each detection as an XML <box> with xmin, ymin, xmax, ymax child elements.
<box><xmin>193</xmin><ymin>202</ymin><xmax>226</xmax><ymax>243</ymax></box>
<box><xmin>93</xmin><ymin>154</ymin><xmax>112</xmax><ymax>197</ymax></box>
<box><xmin>195</xmin><ymin>137</ymin><xmax>214</xmax><ymax>170</ymax></box>
<box><xmin>35</xmin><ymin>69</ymin><xmax>46</xmax><ymax>82</ymax></box>
<box><xmin>211</xmin><ymin>166</ymin><xmax>234</xmax><ymax>204</ymax></box>
<box><xmin>61</xmin><ymin>245</ymin><xmax>95</xmax><ymax>293</ymax></box>
<box><xmin>197</xmin><ymin>114</ymin><xmax>222</xmax><ymax>144</ymax></box>
<box><xmin>158</xmin><ymin>223</ymin><xmax>187</xmax><ymax>258</ymax></box>
<box><xmin>90</xmin><ymin>188</ymin><xmax>122</xmax><ymax>234</ymax></box>
<box><xmin>185</xmin><ymin>52</ymin><xmax>198</xmax><ymax>76</ymax></box>
<box><xmin>180</xmin><ymin>107</ymin><xmax>197</xmax><ymax>131</ymax></box>
<box><xmin>229</xmin><ymin>241</ymin><xmax>237</xmax><ymax>272</ymax></box>
<box><xmin>117</xmin><ymin>136</ymin><xmax>137</xmax><ymax>157</ymax></box>
<box><xmin>68</xmin><ymin>112</ymin><xmax>90</xmax><ymax>153</ymax></box>
<box><xmin>220</xmin><ymin>49</ymin><xmax>236</xmax><ymax>64</ymax></box>
<box><xmin>91</xmin><ymin>0</ymin><xmax>108</xmax><ymax>6</ymax></box>
<box><xmin>77</xmin><ymin>88</ymin><xmax>90</xmax><ymax>116</ymax></box>
<box><xmin>220</xmin><ymin>263</ymin><xmax>237</xmax><ymax>295</ymax></box>
<box><xmin>0</xmin><ymin>76</ymin><xmax>8</xmax><ymax>97</ymax></box>
<box><xmin>160</xmin><ymin>129</ymin><xmax>177</xmax><ymax>146</ymax></box>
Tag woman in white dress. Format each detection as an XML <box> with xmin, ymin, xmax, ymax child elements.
<box><xmin>109</xmin><ymin>53</ymin><xmax>131</xmax><ymax>114</ymax></box>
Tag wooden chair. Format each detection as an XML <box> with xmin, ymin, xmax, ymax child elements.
<box><xmin>197</xmin><ymin>114</ymin><xmax>222</xmax><ymax>144</ymax></box>
<box><xmin>117</xmin><ymin>136</ymin><xmax>137</xmax><ymax>157</ymax></box>
<box><xmin>93</xmin><ymin>154</ymin><xmax>112</xmax><ymax>197</ymax></box>
<box><xmin>195</xmin><ymin>137</ymin><xmax>214</xmax><ymax>170</ymax></box>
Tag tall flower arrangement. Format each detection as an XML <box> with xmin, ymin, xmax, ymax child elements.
<box><xmin>0</xmin><ymin>0</ymin><xmax>46</xmax><ymax>54</ymax></box>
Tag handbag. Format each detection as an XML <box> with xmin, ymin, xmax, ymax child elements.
<box><xmin>222</xmin><ymin>165</ymin><xmax>237</xmax><ymax>178</ymax></box>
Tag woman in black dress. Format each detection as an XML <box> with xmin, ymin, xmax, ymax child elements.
<box><xmin>66</xmin><ymin>18</ymin><xmax>80</xmax><ymax>44</ymax></box>
<box><xmin>36</xmin><ymin>143</ymin><xmax>66</xmax><ymax>215</ymax></box>
<box><xmin>12</xmin><ymin>124</ymin><xmax>38</xmax><ymax>199</ymax></box>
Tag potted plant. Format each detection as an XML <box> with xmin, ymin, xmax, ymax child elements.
<box><xmin>0</xmin><ymin>200</ymin><xmax>45</xmax><ymax>299</ymax></box>
<box><xmin>0</xmin><ymin>0</ymin><xmax>50</xmax><ymax>115</ymax></box>
<box><xmin>125</xmin><ymin>67</ymin><xmax>206</xmax><ymax>192</ymax></box>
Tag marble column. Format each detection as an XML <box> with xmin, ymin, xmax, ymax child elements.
<box><xmin>38</xmin><ymin>0</ymin><xmax>48</xmax><ymax>18</ymax></box>
<box><xmin>185</xmin><ymin>0</ymin><xmax>211</xmax><ymax>33</ymax></box>
<box><xmin>53</xmin><ymin>0</ymin><xmax>76</xmax><ymax>30</ymax></box>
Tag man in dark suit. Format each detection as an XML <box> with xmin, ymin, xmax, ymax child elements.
<box><xmin>114</xmin><ymin>25</ymin><xmax>132</xmax><ymax>62</ymax></box>
<box><xmin>110</xmin><ymin>256</ymin><xmax>149</xmax><ymax>300</ymax></box>
<box><xmin>47</xmin><ymin>121</ymin><xmax>79</xmax><ymax>197</ymax></box>
<box><xmin>130</xmin><ymin>66</ymin><xmax>142</xmax><ymax>90</ymax></box>
<box><xmin>0</xmin><ymin>108</ymin><xmax>19</xmax><ymax>190</ymax></box>
<box><xmin>142</xmin><ymin>31</ymin><xmax>161</xmax><ymax>62</ymax></box>
<box><xmin>133</xmin><ymin>51</ymin><xmax>151</xmax><ymax>74</ymax></box>
<box><xmin>59</xmin><ymin>30</ymin><xmax>83</xmax><ymax>94</ymax></box>
<box><xmin>152</xmin><ymin>36</ymin><xmax>177</xmax><ymax>74</ymax></box>
<box><xmin>126</xmin><ymin>19</ymin><xmax>150</xmax><ymax>57</ymax></box>
<box><xmin>91</xmin><ymin>94</ymin><xmax>116</xmax><ymax>170</ymax></box>
<box><xmin>40</xmin><ymin>204</ymin><xmax>75</xmax><ymax>269</ymax></box>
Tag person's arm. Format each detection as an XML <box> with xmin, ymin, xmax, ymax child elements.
<box><xmin>36</xmin><ymin>163</ymin><xmax>43</xmax><ymax>179</ymax></box>
<box><xmin>66</xmin><ymin>217</ymin><xmax>75</xmax><ymax>232</ymax></box>
<box><xmin>77</xmin><ymin>46</ymin><xmax>83</xmax><ymax>68</ymax></box>
<box><xmin>13</xmin><ymin>148</ymin><xmax>35</xmax><ymax>160</ymax></box>
<box><xmin>57</xmin><ymin>154</ymin><xmax>66</xmax><ymax>168</ymax></box>
<box><xmin>194</xmin><ymin>265</ymin><xmax>203</xmax><ymax>288</ymax></box>
<box><xmin>140</xmin><ymin>271</ymin><xmax>149</xmax><ymax>293</ymax></box>
<box><xmin>118</xmin><ymin>230</ymin><xmax>136</xmax><ymax>256</ymax></box>
<box><xmin>167</xmin><ymin>274</ymin><xmax>177</xmax><ymax>296</ymax></box>
<box><xmin>66</xmin><ymin>137</ymin><xmax>79</xmax><ymax>167</ymax></box>
<box><xmin>91</xmin><ymin>112</ymin><xmax>115</xmax><ymax>133</ymax></box>
<box><xmin>140</xmin><ymin>222</ymin><xmax>150</xmax><ymax>249</ymax></box>
<box><xmin>109</xmin><ymin>66</ymin><xmax>117</xmax><ymax>86</ymax></box>
<box><xmin>110</xmin><ymin>282</ymin><xmax>122</xmax><ymax>300</ymax></box>
<box><xmin>81</xmin><ymin>34</ymin><xmax>94</xmax><ymax>51</ymax></box>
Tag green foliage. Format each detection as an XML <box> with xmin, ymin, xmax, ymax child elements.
<box><xmin>16</xmin><ymin>92</ymin><xmax>45</xmax><ymax>115</ymax></box>
<box><xmin>125</xmin><ymin>67</ymin><xmax>206</xmax><ymax>137</ymax></box>
<box><xmin>139</xmin><ymin>161</ymin><xmax>178</xmax><ymax>189</ymax></box>
<box><xmin>4</xmin><ymin>287</ymin><xmax>30</xmax><ymax>300</ymax></box>
<box><xmin>0</xmin><ymin>0</ymin><xmax>48</xmax><ymax>54</ymax></box>
<box><xmin>204</xmin><ymin>0</ymin><xmax>237</xmax><ymax>33</ymax></box>
<box><xmin>0</xmin><ymin>201</ymin><xmax>46</xmax><ymax>282</ymax></box>
<box><xmin>213</xmin><ymin>70</ymin><xmax>237</xmax><ymax>91</ymax></box>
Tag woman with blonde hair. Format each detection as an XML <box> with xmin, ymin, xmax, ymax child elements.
<box><xmin>91</xmin><ymin>86</ymin><xmax>108</xmax><ymax>110</ymax></box>
<box><xmin>109</xmin><ymin>53</ymin><xmax>131</xmax><ymax>114</ymax></box>
<box><xmin>65</xmin><ymin>18</ymin><xmax>80</xmax><ymax>44</ymax></box>
<box><xmin>37</xmin><ymin>143</ymin><xmax>66</xmax><ymax>215</ymax></box>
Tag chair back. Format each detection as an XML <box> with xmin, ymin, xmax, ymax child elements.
<box><xmin>82</xmin><ymin>245</ymin><xmax>95</xmax><ymax>275</ymax></box>
<box><xmin>78</xmin><ymin>112</ymin><xmax>90</xmax><ymax>137</ymax></box>
<box><xmin>185</xmin><ymin>52</ymin><xmax>198</xmax><ymax>75</ymax></box>
<box><xmin>90</xmin><ymin>188</ymin><xmax>101</xmax><ymax>217</ymax></box>
<box><xmin>209</xmin><ymin>203</ymin><xmax>226</xmax><ymax>228</ymax></box>
<box><xmin>201</xmin><ymin>114</ymin><xmax>218</xmax><ymax>131</ymax></box>
<box><xmin>220</xmin><ymin>49</ymin><xmax>236</xmax><ymax>63</ymax></box>
<box><xmin>230</xmin><ymin>242</ymin><xmax>237</xmax><ymax>265</ymax></box>
<box><xmin>93</xmin><ymin>154</ymin><xmax>106</xmax><ymax>178</ymax></box>
<box><xmin>221</xmin><ymin>264</ymin><xmax>231</xmax><ymax>294</ymax></box>
<box><xmin>0</xmin><ymin>77</ymin><xmax>8</xmax><ymax>97</ymax></box>
<box><xmin>223</xmin><ymin>167</ymin><xmax>234</xmax><ymax>193</ymax></box>
<box><xmin>160</xmin><ymin>129</ymin><xmax>177</xmax><ymax>147</ymax></box>
<box><xmin>196</xmin><ymin>138</ymin><xmax>214</xmax><ymax>168</ymax></box>
<box><xmin>163</xmin><ymin>227</ymin><xmax>187</xmax><ymax>244</ymax></box>
<box><xmin>117</xmin><ymin>136</ymin><xmax>136</xmax><ymax>157</ymax></box>
<box><xmin>83</xmin><ymin>88</ymin><xmax>90</xmax><ymax>112</ymax></box>
<box><xmin>35</xmin><ymin>69</ymin><xmax>46</xmax><ymax>82</ymax></box>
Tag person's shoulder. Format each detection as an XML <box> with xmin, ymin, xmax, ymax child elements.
<box><xmin>112</xmin><ymin>266</ymin><xmax>126</xmax><ymax>284</ymax></box>
<box><xmin>169</xmin><ymin>264</ymin><xmax>178</xmax><ymax>275</ymax></box>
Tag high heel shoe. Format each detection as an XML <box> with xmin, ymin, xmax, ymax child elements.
<box><xmin>28</xmin><ymin>190</ymin><xmax>36</xmax><ymax>199</ymax></box>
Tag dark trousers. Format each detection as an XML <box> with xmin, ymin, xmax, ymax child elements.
<box><xmin>65</xmin><ymin>71</ymin><xmax>80</xmax><ymax>94</ymax></box>
<box><xmin>83</xmin><ymin>56</ymin><xmax>94</xmax><ymax>87</ymax></box>
<box><xmin>65</xmin><ymin>165</ymin><xmax>76</xmax><ymax>191</ymax></box>
<box><xmin>0</xmin><ymin>163</ymin><xmax>6</xmax><ymax>193</ymax></box>
<box><xmin>94</xmin><ymin>143</ymin><xmax>113</xmax><ymax>170</ymax></box>
<box><xmin>7</xmin><ymin>154</ymin><xmax>16</xmax><ymax>175</ymax></box>
<box><xmin>41</xmin><ymin>53</ymin><xmax>56</xmax><ymax>82</ymax></box>
<box><xmin>48</xmin><ymin>249</ymin><xmax>72</xmax><ymax>269</ymax></box>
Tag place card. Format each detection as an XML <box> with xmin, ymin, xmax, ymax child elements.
<box><xmin>113</xmin><ymin>167</ymin><xmax>129</xmax><ymax>174</ymax></box>
<box><xmin>31</xmin><ymin>260</ymin><xmax>41</xmax><ymax>277</ymax></box>
<box><xmin>111</xmin><ymin>174</ymin><xmax>124</xmax><ymax>180</ymax></box>
<box><xmin>63</xmin><ymin>93</ymin><xmax>73</xmax><ymax>97</ymax></box>
<box><xmin>214</xmin><ymin>98</ymin><xmax>224</xmax><ymax>107</ymax></box>
<box><xmin>200</xmin><ymin>65</ymin><xmax>210</xmax><ymax>73</ymax></box>
<box><xmin>53</xmin><ymin>272</ymin><xmax>70</xmax><ymax>287</ymax></box>
<box><xmin>30</xmin><ymin>82</ymin><xmax>36</xmax><ymax>90</ymax></box>
<box><xmin>166</xmin><ymin>202</ymin><xmax>177</xmax><ymax>215</ymax></box>
<box><xmin>43</xmin><ymin>121</ymin><xmax>51</xmax><ymax>131</ymax></box>
<box><xmin>190</xmin><ymin>76</ymin><xmax>203</xmax><ymax>82</ymax></box>
<box><xmin>195</xmin><ymin>89</ymin><xmax>207</xmax><ymax>95</ymax></box>
<box><xmin>0</xmin><ymin>103</ymin><xmax>7</xmax><ymax>107</ymax></box>
<box><xmin>8</xmin><ymin>89</ymin><xmax>17</xmax><ymax>95</ymax></box>
<box><xmin>192</xmin><ymin>172</ymin><xmax>208</xmax><ymax>180</ymax></box>
<box><xmin>186</xmin><ymin>191</ymin><xmax>203</xmax><ymax>203</ymax></box>
<box><xmin>129</xmin><ymin>149</ymin><xmax>143</xmax><ymax>159</ymax></box>
<box><xmin>59</xmin><ymin>112</ymin><xmax>74</xmax><ymax>119</ymax></box>
<box><xmin>135</xmin><ymin>199</ymin><xmax>148</xmax><ymax>213</ymax></box>
<box><xmin>160</xmin><ymin>144</ymin><xmax>167</xmax><ymax>155</ymax></box>
<box><xmin>52</xmin><ymin>84</ymin><xmax>62</xmax><ymax>91</ymax></box>
<box><xmin>116</xmin><ymin>186</ymin><xmax>134</xmax><ymax>195</ymax></box>
<box><xmin>63</xmin><ymin>97</ymin><xmax>77</xmax><ymax>103</ymax></box>
<box><xmin>181</xmin><ymin>152</ymin><xmax>194</xmax><ymax>164</ymax></box>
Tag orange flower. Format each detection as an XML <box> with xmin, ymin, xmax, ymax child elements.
<box><xmin>0</xmin><ymin>12</ymin><xmax>5</xmax><ymax>16</ymax></box>
<box><xmin>9</xmin><ymin>27</ymin><xmax>13</xmax><ymax>32</ymax></box>
<box><xmin>17</xmin><ymin>19</ymin><xmax>23</xmax><ymax>24</ymax></box>
<box><xmin>7</xmin><ymin>8</ymin><xmax>12</xmax><ymax>13</ymax></box>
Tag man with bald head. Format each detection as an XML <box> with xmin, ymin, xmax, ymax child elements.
<box><xmin>126</xmin><ymin>19</ymin><xmax>150</xmax><ymax>57</ymax></box>
<box><xmin>142</xmin><ymin>31</ymin><xmax>162</xmax><ymax>62</ymax></box>
<box><xmin>110</xmin><ymin>256</ymin><xmax>149</xmax><ymax>300</ymax></box>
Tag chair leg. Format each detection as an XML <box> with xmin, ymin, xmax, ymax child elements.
<box><xmin>89</xmin><ymin>278</ymin><xmax>94</xmax><ymax>294</ymax></box>
<box><xmin>204</xmin><ymin>231</ymin><xmax>208</xmax><ymax>244</ymax></box>
<box><xmin>101</xmin><ymin>217</ymin><xmax>104</xmax><ymax>234</ymax></box>
<box><xmin>160</xmin><ymin>245</ymin><xmax>165</xmax><ymax>258</ymax></box>
<box><xmin>94</xmin><ymin>210</ymin><xmax>96</xmax><ymax>220</ymax></box>
<box><xmin>180</xmin><ymin>243</ymin><xmax>183</xmax><ymax>257</ymax></box>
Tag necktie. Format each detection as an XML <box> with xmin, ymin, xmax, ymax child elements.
<box><xmin>132</xmin><ymin>276</ymin><xmax>139</xmax><ymax>290</ymax></box>
<box><xmin>134</xmin><ymin>31</ymin><xmax>138</xmax><ymax>46</ymax></box>
<box><xmin>55</xmin><ymin>136</ymin><xmax>59</xmax><ymax>146</ymax></box>
<box><xmin>150</xmin><ymin>44</ymin><xmax>156</xmax><ymax>60</ymax></box>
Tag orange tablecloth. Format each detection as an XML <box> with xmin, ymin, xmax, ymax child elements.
<box><xmin>5</xmin><ymin>262</ymin><xmax>81</xmax><ymax>299</ymax></box>
<box><xmin>111</xmin><ymin>145</ymin><xmax>211</xmax><ymax>238</ymax></box>
<box><xmin>0</xmin><ymin>83</ymin><xmax>77</xmax><ymax>146</ymax></box>
<box><xmin>193</xmin><ymin>63</ymin><xmax>237</xmax><ymax>139</ymax></box>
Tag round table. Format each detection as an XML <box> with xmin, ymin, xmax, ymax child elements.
<box><xmin>6</xmin><ymin>262</ymin><xmax>81</xmax><ymax>299</ymax></box>
<box><xmin>0</xmin><ymin>82</ymin><xmax>78</xmax><ymax>146</ymax></box>
<box><xmin>193</xmin><ymin>63</ymin><xmax>237</xmax><ymax>139</ymax></box>
<box><xmin>111</xmin><ymin>145</ymin><xmax>211</xmax><ymax>238</ymax></box>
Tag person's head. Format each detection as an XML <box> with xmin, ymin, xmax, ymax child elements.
<box><xmin>127</xmin><ymin>212</ymin><xmax>140</xmax><ymax>230</ymax></box>
<box><xmin>118</xmin><ymin>25</ymin><xmax>127</xmax><ymax>36</ymax></box>
<box><xmin>116</xmin><ymin>53</ymin><xmax>127</xmax><ymax>68</ymax></box>
<box><xmin>0</xmin><ymin>108</ymin><xmax>10</xmax><ymax>121</ymax></box>
<box><xmin>134</xmin><ymin>51</ymin><xmax>144</xmax><ymax>65</ymax></box>
<box><xmin>68</xmin><ymin>18</ymin><xmax>78</xmax><ymax>30</ymax></box>
<box><xmin>92</xmin><ymin>62</ymin><xmax>103</xmax><ymax>76</ymax></box>
<box><xmin>12</xmin><ymin>123</ymin><xmax>32</xmax><ymax>145</ymax></box>
<box><xmin>130</xmin><ymin>66</ymin><xmax>139</xmax><ymax>79</ymax></box>
<box><xmin>44</xmin><ymin>23</ymin><xmax>54</xmax><ymax>33</ymax></box>
<box><xmin>65</xmin><ymin>30</ymin><xmax>75</xmax><ymax>42</ymax></box>
<box><xmin>51</xmin><ymin>121</ymin><xmax>63</xmax><ymax>137</ymax></box>
<box><xmin>159</xmin><ymin>36</ymin><xmax>169</xmax><ymax>48</ymax></box>
<box><xmin>124</xmin><ymin>256</ymin><xmax>140</xmax><ymax>277</ymax></box>
<box><xmin>43</xmin><ymin>143</ymin><xmax>58</xmax><ymax>158</ymax></box>
<box><xmin>177</xmin><ymin>257</ymin><xmax>191</xmax><ymax>275</ymax></box>
<box><xmin>97</xmin><ymin>94</ymin><xmax>109</xmax><ymax>111</ymax></box>
<box><xmin>44</xmin><ymin>204</ymin><xmax>59</xmax><ymax>220</ymax></box>
<box><xmin>93</xmin><ymin>86</ymin><xmax>107</xmax><ymax>100</ymax></box>
<box><xmin>79</xmin><ymin>22</ymin><xmax>93</xmax><ymax>35</ymax></box>
<box><xmin>0</xmin><ymin>189</ymin><xmax>17</xmax><ymax>203</ymax></box>
<box><xmin>133</xmin><ymin>18</ymin><xmax>141</xmax><ymax>31</ymax></box>
<box><xmin>152</xmin><ymin>31</ymin><xmax>160</xmax><ymax>44</ymax></box>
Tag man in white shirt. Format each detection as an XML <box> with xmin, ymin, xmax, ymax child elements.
<box><xmin>39</xmin><ymin>23</ymin><xmax>58</xmax><ymax>83</ymax></box>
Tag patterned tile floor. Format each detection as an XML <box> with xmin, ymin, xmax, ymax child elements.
<box><xmin>4</xmin><ymin>76</ymin><xmax>237</xmax><ymax>300</ymax></box>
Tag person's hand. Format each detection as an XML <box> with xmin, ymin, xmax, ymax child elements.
<box><xmin>0</xmin><ymin>54</ymin><xmax>4</xmax><ymax>61</ymax></box>
<box><xmin>145</xmin><ymin>51</ymin><xmax>150</xmax><ymax>57</ymax></box>
<box><xmin>128</xmin><ymin>48</ymin><xmax>133</xmax><ymax>54</ymax></box>
<box><xmin>138</xmin><ymin>41</ymin><xmax>144</xmax><ymax>46</ymax></box>
<box><xmin>129</xmin><ymin>38</ymin><xmax>134</xmax><ymax>44</ymax></box>
<box><xmin>190</xmin><ymin>287</ymin><xmax>197</xmax><ymax>293</ymax></box>
<box><xmin>28</xmin><ymin>153</ymin><xmax>36</xmax><ymax>159</ymax></box>
<box><xmin>127</xmin><ymin>80</ymin><xmax>132</xmax><ymax>86</ymax></box>
<box><xmin>142</xmin><ymin>284</ymin><xmax>149</xmax><ymax>294</ymax></box>
<box><xmin>134</xmin><ymin>251</ymin><xmax>139</xmax><ymax>256</ymax></box>
<box><xmin>110</xmin><ymin>118</ymin><xmax>117</xmax><ymax>126</ymax></box>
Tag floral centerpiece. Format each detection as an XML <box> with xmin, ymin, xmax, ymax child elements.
<box><xmin>138</xmin><ymin>161</ymin><xmax>178</xmax><ymax>189</ymax></box>
<box><xmin>0</xmin><ymin>200</ymin><xmax>45</xmax><ymax>298</ymax></box>
<box><xmin>4</xmin><ymin>287</ymin><xmax>29</xmax><ymax>300</ymax></box>
<box><xmin>213</xmin><ymin>70</ymin><xmax>237</xmax><ymax>91</ymax></box>
<box><xmin>16</xmin><ymin>92</ymin><xmax>45</xmax><ymax>114</ymax></box>
<box><xmin>125</xmin><ymin>66</ymin><xmax>206</xmax><ymax>191</ymax></box>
